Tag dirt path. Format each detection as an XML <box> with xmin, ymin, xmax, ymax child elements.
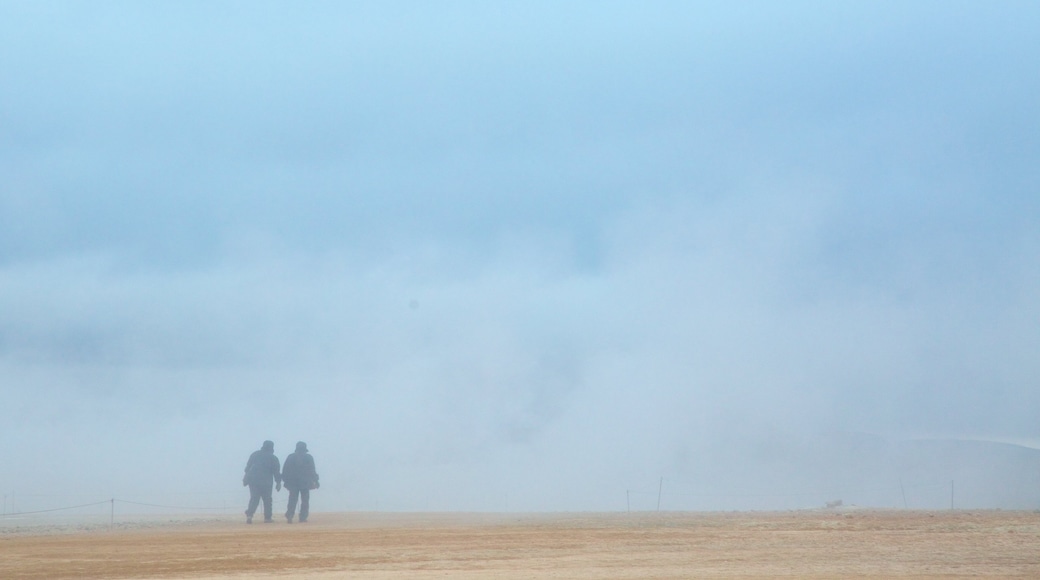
<box><xmin>2</xmin><ymin>510</ymin><xmax>1039</xmax><ymax>578</ymax></box>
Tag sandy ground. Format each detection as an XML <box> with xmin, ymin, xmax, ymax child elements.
<box><xmin>2</xmin><ymin>510</ymin><xmax>1039</xmax><ymax>579</ymax></box>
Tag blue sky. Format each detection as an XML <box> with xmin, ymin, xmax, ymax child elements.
<box><xmin>2</xmin><ymin>2</ymin><xmax>1039</xmax><ymax>511</ymax></box>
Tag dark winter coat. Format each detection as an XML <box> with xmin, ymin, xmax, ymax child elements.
<box><xmin>281</xmin><ymin>451</ymin><xmax>319</xmax><ymax>491</ymax></box>
<box><xmin>243</xmin><ymin>449</ymin><xmax>281</xmax><ymax>487</ymax></box>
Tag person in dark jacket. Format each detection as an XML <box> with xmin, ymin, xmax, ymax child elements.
<box><xmin>282</xmin><ymin>441</ymin><xmax>319</xmax><ymax>523</ymax></box>
<box><xmin>243</xmin><ymin>440</ymin><xmax>281</xmax><ymax>523</ymax></box>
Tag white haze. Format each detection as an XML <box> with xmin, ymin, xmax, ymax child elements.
<box><xmin>2</xmin><ymin>2</ymin><xmax>1039</xmax><ymax>513</ymax></box>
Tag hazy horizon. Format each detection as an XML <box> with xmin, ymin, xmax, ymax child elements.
<box><xmin>2</xmin><ymin>2</ymin><xmax>1039</xmax><ymax>513</ymax></box>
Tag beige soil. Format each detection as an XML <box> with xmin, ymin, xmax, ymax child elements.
<box><xmin>2</xmin><ymin>510</ymin><xmax>1039</xmax><ymax>579</ymax></box>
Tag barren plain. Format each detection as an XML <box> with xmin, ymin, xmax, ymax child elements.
<box><xmin>3</xmin><ymin>510</ymin><xmax>1039</xmax><ymax>579</ymax></box>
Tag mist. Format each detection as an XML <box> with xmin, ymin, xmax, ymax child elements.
<box><xmin>2</xmin><ymin>2</ymin><xmax>1039</xmax><ymax>514</ymax></box>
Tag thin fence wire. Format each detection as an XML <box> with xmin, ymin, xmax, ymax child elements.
<box><xmin>628</xmin><ymin>480</ymin><xmax>950</xmax><ymax>499</ymax></box>
<box><xmin>115</xmin><ymin>499</ymin><xmax>227</xmax><ymax>511</ymax></box>
<box><xmin>1</xmin><ymin>477</ymin><xmax>1020</xmax><ymax>517</ymax></box>
<box><xmin>0</xmin><ymin>501</ymin><xmax>111</xmax><ymax>517</ymax></box>
<box><xmin>0</xmin><ymin>496</ymin><xmax>233</xmax><ymax>519</ymax></box>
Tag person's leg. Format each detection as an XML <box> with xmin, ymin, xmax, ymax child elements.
<box><xmin>299</xmin><ymin>489</ymin><xmax>310</xmax><ymax>522</ymax></box>
<box><xmin>262</xmin><ymin>496</ymin><xmax>272</xmax><ymax>521</ymax></box>
<box><xmin>286</xmin><ymin>488</ymin><xmax>299</xmax><ymax>522</ymax></box>
<box><xmin>261</xmin><ymin>483</ymin><xmax>274</xmax><ymax>522</ymax></box>
<box><xmin>246</xmin><ymin>485</ymin><xmax>261</xmax><ymax>523</ymax></box>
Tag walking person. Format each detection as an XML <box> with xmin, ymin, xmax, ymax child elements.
<box><xmin>243</xmin><ymin>440</ymin><xmax>281</xmax><ymax>523</ymax></box>
<box><xmin>282</xmin><ymin>441</ymin><xmax>319</xmax><ymax>523</ymax></box>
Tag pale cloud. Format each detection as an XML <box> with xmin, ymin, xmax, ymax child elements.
<box><xmin>2</xmin><ymin>1</ymin><xmax>1038</xmax><ymax>512</ymax></box>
